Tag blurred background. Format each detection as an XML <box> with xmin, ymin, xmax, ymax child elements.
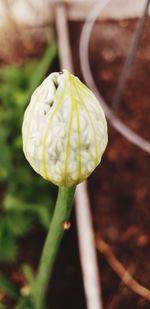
<box><xmin>0</xmin><ymin>0</ymin><xmax>149</xmax><ymax>308</ymax></box>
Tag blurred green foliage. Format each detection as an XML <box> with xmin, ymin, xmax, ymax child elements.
<box><xmin>0</xmin><ymin>40</ymin><xmax>57</xmax><ymax>265</ymax></box>
<box><xmin>0</xmin><ymin>40</ymin><xmax>58</xmax><ymax>308</ymax></box>
<box><xmin>0</xmin><ymin>276</ymin><xmax>19</xmax><ymax>300</ymax></box>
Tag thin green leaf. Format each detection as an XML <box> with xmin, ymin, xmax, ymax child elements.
<box><xmin>22</xmin><ymin>265</ymin><xmax>34</xmax><ymax>286</ymax></box>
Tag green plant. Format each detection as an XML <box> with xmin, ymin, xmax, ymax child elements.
<box><xmin>0</xmin><ymin>41</ymin><xmax>57</xmax><ymax>262</ymax></box>
<box><xmin>0</xmin><ymin>40</ymin><xmax>57</xmax><ymax>307</ymax></box>
<box><xmin>22</xmin><ymin>70</ymin><xmax>108</xmax><ymax>309</ymax></box>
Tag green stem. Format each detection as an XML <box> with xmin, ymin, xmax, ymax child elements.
<box><xmin>32</xmin><ymin>186</ymin><xmax>76</xmax><ymax>309</ymax></box>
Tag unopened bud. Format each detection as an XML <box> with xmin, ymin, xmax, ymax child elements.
<box><xmin>22</xmin><ymin>70</ymin><xmax>108</xmax><ymax>187</ymax></box>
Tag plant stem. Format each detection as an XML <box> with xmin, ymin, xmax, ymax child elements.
<box><xmin>32</xmin><ymin>186</ymin><xmax>76</xmax><ymax>309</ymax></box>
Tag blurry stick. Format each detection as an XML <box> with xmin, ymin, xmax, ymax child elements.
<box><xmin>76</xmin><ymin>183</ymin><xmax>103</xmax><ymax>309</ymax></box>
<box><xmin>53</xmin><ymin>2</ymin><xmax>103</xmax><ymax>309</ymax></box>
<box><xmin>54</xmin><ymin>2</ymin><xmax>73</xmax><ymax>71</ymax></box>
<box><xmin>112</xmin><ymin>0</ymin><xmax>150</xmax><ymax>112</ymax></box>
<box><xmin>96</xmin><ymin>237</ymin><xmax>150</xmax><ymax>301</ymax></box>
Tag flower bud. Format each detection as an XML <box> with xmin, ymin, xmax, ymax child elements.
<box><xmin>22</xmin><ymin>70</ymin><xmax>108</xmax><ymax>187</ymax></box>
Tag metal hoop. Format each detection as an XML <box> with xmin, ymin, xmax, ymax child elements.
<box><xmin>79</xmin><ymin>0</ymin><xmax>150</xmax><ymax>153</ymax></box>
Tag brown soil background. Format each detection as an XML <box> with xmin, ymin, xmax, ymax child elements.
<box><xmin>1</xmin><ymin>18</ymin><xmax>150</xmax><ymax>309</ymax></box>
<box><xmin>69</xmin><ymin>18</ymin><xmax>150</xmax><ymax>309</ymax></box>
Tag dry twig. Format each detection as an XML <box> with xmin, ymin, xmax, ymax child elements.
<box><xmin>96</xmin><ymin>236</ymin><xmax>150</xmax><ymax>301</ymax></box>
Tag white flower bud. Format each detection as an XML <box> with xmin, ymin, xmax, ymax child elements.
<box><xmin>22</xmin><ymin>70</ymin><xmax>108</xmax><ymax>187</ymax></box>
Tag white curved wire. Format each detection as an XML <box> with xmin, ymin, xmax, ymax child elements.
<box><xmin>79</xmin><ymin>0</ymin><xmax>150</xmax><ymax>153</ymax></box>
